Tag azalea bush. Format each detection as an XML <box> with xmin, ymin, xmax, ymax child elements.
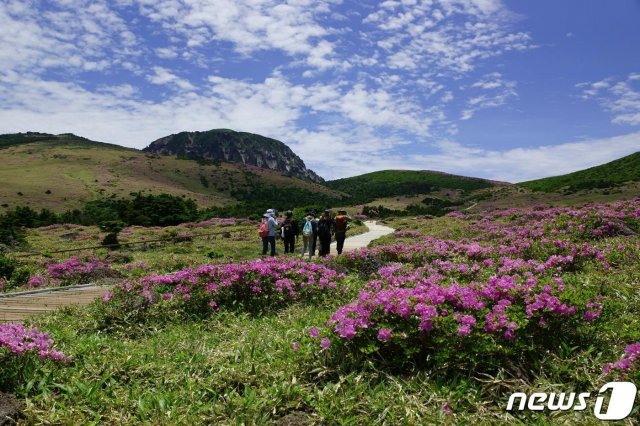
<box><xmin>604</xmin><ymin>342</ymin><xmax>640</xmax><ymax>376</ymax></box>
<box><xmin>101</xmin><ymin>257</ymin><xmax>346</xmax><ymax>327</ymax></box>
<box><xmin>326</xmin><ymin>273</ymin><xmax>602</xmax><ymax>366</ymax></box>
<box><xmin>322</xmin><ymin>199</ymin><xmax>640</xmax><ymax>366</ymax></box>
<box><xmin>25</xmin><ymin>256</ymin><xmax>119</xmax><ymax>289</ymax></box>
<box><xmin>1</xmin><ymin>323</ymin><xmax>70</xmax><ymax>391</ymax></box>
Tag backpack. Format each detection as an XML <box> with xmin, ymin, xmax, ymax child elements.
<box><xmin>282</xmin><ymin>219</ymin><xmax>293</xmax><ymax>238</ymax></box>
<box><xmin>302</xmin><ymin>219</ymin><xmax>313</xmax><ymax>236</ymax></box>
<box><xmin>259</xmin><ymin>218</ymin><xmax>269</xmax><ymax>237</ymax></box>
<box><xmin>335</xmin><ymin>215</ymin><xmax>347</xmax><ymax>232</ymax></box>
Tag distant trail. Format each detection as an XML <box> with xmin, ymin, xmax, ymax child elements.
<box><xmin>330</xmin><ymin>220</ymin><xmax>395</xmax><ymax>253</ymax></box>
<box><xmin>0</xmin><ymin>285</ymin><xmax>109</xmax><ymax>323</ymax></box>
<box><xmin>464</xmin><ymin>202</ymin><xmax>478</xmax><ymax>211</ymax></box>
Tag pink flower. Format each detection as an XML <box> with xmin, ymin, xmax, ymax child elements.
<box><xmin>377</xmin><ymin>328</ymin><xmax>393</xmax><ymax>342</ymax></box>
<box><xmin>320</xmin><ymin>337</ymin><xmax>331</xmax><ymax>350</ymax></box>
<box><xmin>293</xmin><ymin>342</ymin><xmax>300</xmax><ymax>351</ymax></box>
<box><xmin>309</xmin><ymin>327</ymin><xmax>320</xmax><ymax>338</ymax></box>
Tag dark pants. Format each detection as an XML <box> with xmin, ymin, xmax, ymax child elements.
<box><xmin>335</xmin><ymin>231</ymin><xmax>346</xmax><ymax>254</ymax></box>
<box><xmin>310</xmin><ymin>233</ymin><xmax>318</xmax><ymax>257</ymax></box>
<box><xmin>262</xmin><ymin>236</ymin><xmax>276</xmax><ymax>256</ymax></box>
<box><xmin>283</xmin><ymin>235</ymin><xmax>295</xmax><ymax>253</ymax></box>
<box><xmin>319</xmin><ymin>234</ymin><xmax>331</xmax><ymax>256</ymax></box>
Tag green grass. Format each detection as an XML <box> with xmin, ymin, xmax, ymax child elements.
<box><xmin>16</xmin><ymin>258</ymin><xmax>639</xmax><ymax>424</ymax></box>
<box><xmin>4</xmin><ymin>216</ymin><xmax>638</xmax><ymax>424</ymax></box>
<box><xmin>519</xmin><ymin>151</ymin><xmax>640</xmax><ymax>192</ymax></box>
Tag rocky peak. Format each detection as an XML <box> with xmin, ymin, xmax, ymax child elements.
<box><xmin>143</xmin><ymin>129</ymin><xmax>324</xmax><ymax>183</ymax></box>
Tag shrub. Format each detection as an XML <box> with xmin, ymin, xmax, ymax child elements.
<box><xmin>0</xmin><ymin>324</ymin><xmax>70</xmax><ymax>391</ymax></box>
<box><xmin>0</xmin><ymin>254</ymin><xmax>16</xmax><ymax>280</ymax></box>
<box><xmin>103</xmin><ymin>257</ymin><xmax>346</xmax><ymax>324</ymax></box>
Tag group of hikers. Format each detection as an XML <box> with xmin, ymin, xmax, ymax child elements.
<box><xmin>258</xmin><ymin>209</ymin><xmax>351</xmax><ymax>258</ymax></box>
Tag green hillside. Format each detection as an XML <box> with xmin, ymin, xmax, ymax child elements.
<box><xmin>325</xmin><ymin>170</ymin><xmax>499</xmax><ymax>204</ymax></box>
<box><xmin>518</xmin><ymin>151</ymin><xmax>640</xmax><ymax>192</ymax></box>
<box><xmin>0</xmin><ymin>133</ymin><xmax>345</xmax><ymax>213</ymax></box>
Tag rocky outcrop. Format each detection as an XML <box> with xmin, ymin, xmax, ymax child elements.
<box><xmin>143</xmin><ymin>129</ymin><xmax>324</xmax><ymax>183</ymax></box>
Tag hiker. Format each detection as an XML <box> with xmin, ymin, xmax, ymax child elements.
<box><xmin>259</xmin><ymin>210</ymin><xmax>278</xmax><ymax>256</ymax></box>
<box><xmin>334</xmin><ymin>209</ymin><xmax>350</xmax><ymax>255</ymax></box>
<box><xmin>281</xmin><ymin>210</ymin><xmax>299</xmax><ymax>254</ymax></box>
<box><xmin>300</xmin><ymin>210</ymin><xmax>317</xmax><ymax>259</ymax></box>
<box><xmin>317</xmin><ymin>209</ymin><xmax>335</xmax><ymax>257</ymax></box>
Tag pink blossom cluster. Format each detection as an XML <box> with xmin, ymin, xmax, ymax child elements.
<box><xmin>327</xmin><ymin>273</ymin><xmax>594</xmax><ymax>342</ymax></box>
<box><xmin>604</xmin><ymin>343</ymin><xmax>640</xmax><ymax>374</ymax></box>
<box><xmin>109</xmin><ymin>257</ymin><xmax>345</xmax><ymax>312</ymax></box>
<box><xmin>324</xmin><ymin>200</ymin><xmax>640</xmax><ymax>352</ymax></box>
<box><xmin>25</xmin><ymin>257</ymin><xmax>114</xmax><ymax>289</ymax></box>
<box><xmin>120</xmin><ymin>261</ymin><xmax>150</xmax><ymax>271</ymax></box>
<box><xmin>0</xmin><ymin>323</ymin><xmax>70</xmax><ymax>361</ymax></box>
<box><xmin>353</xmin><ymin>214</ymin><xmax>368</xmax><ymax>220</ymax></box>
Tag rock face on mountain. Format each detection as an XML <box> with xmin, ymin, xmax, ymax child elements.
<box><xmin>143</xmin><ymin>129</ymin><xmax>324</xmax><ymax>183</ymax></box>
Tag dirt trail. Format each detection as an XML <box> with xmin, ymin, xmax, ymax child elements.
<box><xmin>330</xmin><ymin>220</ymin><xmax>395</xmax><ymax>253</ymax></box>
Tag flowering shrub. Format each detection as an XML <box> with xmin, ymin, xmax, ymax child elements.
<box><xmin>0</xmin><ymin>324</ymin><xmax>69</xmax><ymax>361</ymax></box>
<box><xmin>25</xmin><ymin>257</ymin><xmax>118</xmax><ymax>289</ymax></box>
<box><xmin>1</xmin><ymin>323</ymin><xmax>70</xmax><ymax>391</ymax></box>
<box><xmin>105</xmin><ymin>257</ymin><xmax>346</xmax><ymax>321</ymax></box>
<box><xmin>323</xmin><ymin>199</ymin><xmax>640</xmax><ymax>364</ymax></box>
<box><xmin>604</xmin><ymin>343</ymin><xmax>640</xmax><ymax>375</ymax></box>
<box><xmin>326</xmin><ymin>273</ymin><xmax>600</xmax><ymax>362</ymax></box>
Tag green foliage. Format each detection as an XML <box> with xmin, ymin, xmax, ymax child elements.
<box><xmin>198</xmin><ymin>174</ymin><xmax>210</xmax><ymax>188</ymax></box>
<box><xmin>325</xmin><ymin>170</ymin><xmax>495</xmax><ymax>204</ymax></box>
<box><xmin>519</xmin><ymin>151</ymin><xmax>640</xmax><ymax>192</ymax></box>
<box><xmin>0</xmin><ymin>253</ymin><xmax>16</xmax><ymax>280</ymax></box>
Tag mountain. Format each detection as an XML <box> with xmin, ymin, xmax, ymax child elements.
<box><xmin>518</xmin><ymin>151</ymin><xmax>640</xmax><ymax>192</ymax></box>
<box><xmin>325</xmin><ymin>170</ymin><xmax>503</xmax><ymax>204</ymax></box>
<box><xmin>143</xmin><ymin>129</ymin><xmax>324</xmax><ymax>183</ymax></box>
<box><xmin>0</xmin><ymin>132</ymin><xmax>342</xmax><ymax>212</ymax></box>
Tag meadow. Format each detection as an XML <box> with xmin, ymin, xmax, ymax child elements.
<box><xmin>1</xmin><ymin>201</ymin><xmax>639</xmax><ymax>424</ymax></box>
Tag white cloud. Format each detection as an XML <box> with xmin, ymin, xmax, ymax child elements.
<box><xmin>364</xmin><ymin>0</ymin><xmax>534</xmax><ymax>75</ymax></box>
<box><xmin>133</xmin><ymin>0</ymin><xmax>340</xmax><ymax>70</ymax></box>
<box><xmin>0</xmin><ymin>0</ymin><xmax>138</xmax><ymax>75</ymax></box>
<box><xmin>317</xmin><ymin>132</ymin><xmax>640</xmax><ymax>182</ymax></box>
<box><xmin>578</xmin><ymin>73</ymin><xmax>640</xmax><ymax>126</ymax></box>
<box><xmin>148</xmin><ymin>66</ymin><xmax>195</xmax><ymax>90</ymax></box>
<box><xmin>461</xmin><ymin>72</ymin><xmax>517</xmax><ymax>120</ymax></box>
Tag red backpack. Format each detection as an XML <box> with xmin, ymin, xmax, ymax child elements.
<box><xmin>335</xmin><ymin>215</ymin><xmax>347</xmax><ymax>232</ymax></box>
<box><xmin>258</xmin><ymin>218</ymin><xmax>269</xmax><ymax>237</ymax></box>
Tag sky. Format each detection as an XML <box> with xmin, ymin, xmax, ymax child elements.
<box><xmin>1</xmin><ymin>0</ymin><xmax>639</xmax><ymax>182</ymax></box>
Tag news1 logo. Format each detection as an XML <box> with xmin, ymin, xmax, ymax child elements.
<box><xmin>506</xmin><ymin>382</ymin><xmax>637</xmax><ymax>420</ymax></box>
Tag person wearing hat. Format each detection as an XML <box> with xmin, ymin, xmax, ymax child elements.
<box><xmin>300</xmin><ymin>210</ymin><xmax>317</xmax><ymax>259</ymax></box>
<box><xmin>281</xmin><ymin>210</ymin><xmax>299</xmax><ymax>254</ymax></box>
<box><xmin>334</xmin><ymin>210</ymin><xmax>350</xmax><ymax>255</ymax></box>
<box><xmin>260</xmin><ymin>210</ymin><xmax>278</xmax><ymax>256</ymax></box>
<box><xmin>317</xmin><ymin>209</ymin><xmax>335</xmax><ymax>257</ymax></box>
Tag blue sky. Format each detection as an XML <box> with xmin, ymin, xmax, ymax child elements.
<box><xmin>1</xmin><ymin>0</ymin><xmax>639</xmax><ymax>182</ymax></box>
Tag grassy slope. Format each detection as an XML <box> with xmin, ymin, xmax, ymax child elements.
<box><xmin>0</xmin><ymin>134</ymin><xmax>343</xmax><ymax>211</ymax></box>
<box><xmin>325</xmin><ymin>170</ymin><xmax>501</xmax><ymax>205</ymax></box>
<box><xmin>518</xmin><ymin>151</ymin><xmax>640</xmax><ymax>192</ymax></box>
